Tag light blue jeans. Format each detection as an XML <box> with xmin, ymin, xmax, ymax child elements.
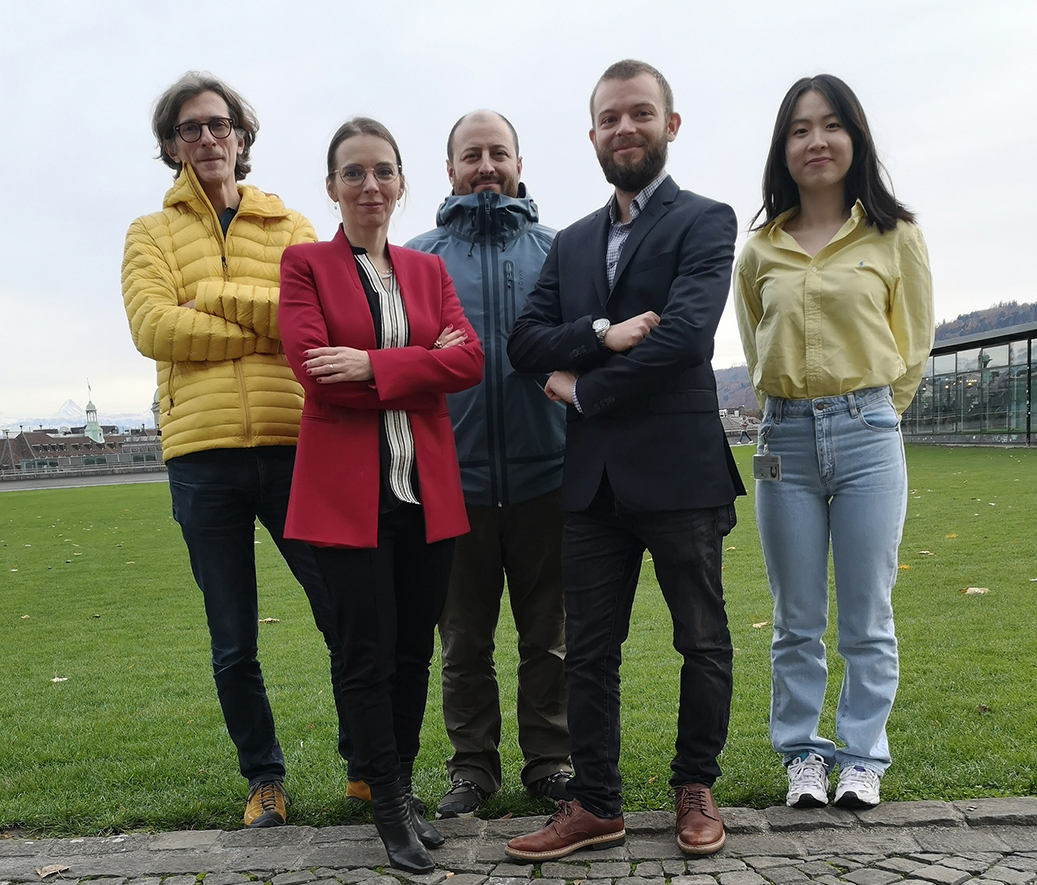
<box><xmin>755</xmin><ymin>386</ymin><xmax>906</xmax><ymax>774</ymax></box>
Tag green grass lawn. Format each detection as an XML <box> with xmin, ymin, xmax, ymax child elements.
<box><xmin>1</xmin><ymin>444</ymin><xmax>1035</xmax><ymax>836</ymax></box>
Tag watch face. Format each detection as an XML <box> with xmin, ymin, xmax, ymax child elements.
<box><xmin>593</xmin><ymin>319</ymin><xmax>610</xmax><ymax>333</ymax></box>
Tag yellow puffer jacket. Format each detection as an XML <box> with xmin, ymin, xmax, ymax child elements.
<box><xmin>122</xmin><ymin>165</ymin><xmax>317</xmax><ymax>461</ymax></box>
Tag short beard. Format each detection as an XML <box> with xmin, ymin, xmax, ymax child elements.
<box><xmin>597</xmin><ymin>136</ymin><xmax>668</xmax><ymax>193</ymax></box>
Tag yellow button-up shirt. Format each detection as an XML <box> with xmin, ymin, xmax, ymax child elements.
<box><xmin>734</xmin><ymin>201</ymin><xmax>934</xmax><ymax>415</ymax></box>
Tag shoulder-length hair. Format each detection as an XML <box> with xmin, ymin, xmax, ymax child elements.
<box><xmin>152</xmin><ymin>71</ymin><xmax>258</xmax><ymax>181</ymax></box>
<box><xmin>751</xmin><ymin>74</ymin><xmax>913</xmax><ymax>233</ymax></box>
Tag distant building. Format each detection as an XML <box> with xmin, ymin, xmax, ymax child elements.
<box><xmin>902</xmin><ymin>321</ymin><xmax>1037</xmax><ymax>445</ymax></box>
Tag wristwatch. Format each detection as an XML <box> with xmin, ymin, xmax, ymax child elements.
<box><xmin>592</xmin><ymin>317</ymin><xmax>611</xmax><ymax>349</ymax></box>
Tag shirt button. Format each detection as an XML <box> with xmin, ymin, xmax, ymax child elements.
<box><xmin>811</xmin><ymin>267</ymin><xmax>817</xmax><ymax>273</ymax></box>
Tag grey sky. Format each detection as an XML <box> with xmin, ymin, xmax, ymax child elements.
<box><xmin>1</xmin><ymin>0</ymin><xmax>1033</xmax><ymax>416</ymax></box>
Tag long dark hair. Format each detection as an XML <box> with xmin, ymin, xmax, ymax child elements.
<box><xmin>751</xmin><ymin>74</ymin><xmax>913</xmax><ymax>233</ymax></box>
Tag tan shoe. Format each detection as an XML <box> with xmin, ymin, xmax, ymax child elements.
<box><xmin>504</xmin><ymin>799</ymin><xmax>625</xmax><ymax>861</ymax></box>
<box><xmin>346</xmin><ymin>778</ymin><xmax>372</xmax><ymax>804</ymax></box>
<box><xmin>674</xmin><ymin>783</ymin><xmax>725</xmax><ymax>855</ymax></box>
<box><xmin>244</xmin><ymin>781</ymin><xmax>288</xmax><ymax>828</ymax></box>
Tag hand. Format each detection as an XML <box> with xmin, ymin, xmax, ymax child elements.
<box><xmin>304</xmin><ymin>346</ymin><xmax>373</xmax><ymax>382</ymax></box>
<box><xmin>603</xmin><ymin>310</ymin><xmax>660</xmax><ymax>352</ymax></box>
<box><xmin>544</xmin><ymin>370</ymin><xmax>577</xmax><ymax>404</ymax></box>
<box><xmin>433</xmin><ymin>324</ymin><xmax>467</xmax><ymax>350</ymax></box>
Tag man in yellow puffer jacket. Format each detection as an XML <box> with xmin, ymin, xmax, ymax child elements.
<box><xmin>122</xmin><ymin>72</ymin><xmax>351</xmax><ymax>828</ymax></box>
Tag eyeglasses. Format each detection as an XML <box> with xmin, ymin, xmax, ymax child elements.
<box><xmin>334</xmin><ymin>164</ymin><xmax>400</xmax><ymax>187</ymax></box>
<box><xmin>173</xmin><ymin>117</ymin><xmax>236</xmax><ymax>143</ymax></box>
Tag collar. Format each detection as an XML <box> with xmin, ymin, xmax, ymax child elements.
<box><xmin>608</xmin><ymin>171</ymin><xmax>668</xmax><ymax>224</ymax></box>
<box><xmin>434</xmin><ymin>183</ymin><xmax>539</xmax><ymax>240</ymax></box>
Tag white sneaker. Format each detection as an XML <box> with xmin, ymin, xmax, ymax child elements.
<box><xmin>785</xmin><ymin>753</ymin><xmax>829</xmax><ymax>807</ymax></box>
<box><xmin>833</xmin><ymin>765</ymin><xmax>881</xmax><ymax>808</ymax></box>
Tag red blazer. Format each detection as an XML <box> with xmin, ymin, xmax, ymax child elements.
<box><xmin>279</xmin><ymin>227</ymin><xmax>484</xmax><ymax>548</ymax></box>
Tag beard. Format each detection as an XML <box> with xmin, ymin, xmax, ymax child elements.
<box><xmin>454</xmin><ymin>170</ymin><xmax>520</xmax><ymax>198</ymax></box>
<box><xmin>596</xmin><ymin>132</ymin><xmax>668</xmax><ymax>193</ymax></box>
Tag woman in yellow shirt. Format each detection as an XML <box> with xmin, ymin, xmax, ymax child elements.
<box><xmin>735</xmin><ymin>75</ymin><xmax>933</xmax><ymax>811</ymax></box>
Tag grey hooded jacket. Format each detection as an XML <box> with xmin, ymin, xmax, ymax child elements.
<box><xmin>406</xmin><ymin>187</ymin><xmax>564</xmax><ymax>507</ymax></box>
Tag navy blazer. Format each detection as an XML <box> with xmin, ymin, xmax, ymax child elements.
<box><xmin>507</xmin><ymin>176</ymin><xmax>745</xmax><ymax>513</ymax></box>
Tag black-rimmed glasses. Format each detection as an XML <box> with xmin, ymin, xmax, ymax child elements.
<box><xmin>334</xmin><ymin>164</ymin><xmax>400</xmax><ymax>187</ymax></box>
<box><xmin>173</xmin><ymin>117</ymin><xmax>236</xmax><ymax>143</ymax></box>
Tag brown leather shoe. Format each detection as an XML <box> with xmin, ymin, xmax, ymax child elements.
<box><xmin>675</xmin><ymin>783</ymin><xmax>725</xmax><ymax>855</ymax></box>
<box><xmin>504</xmin><ymin>799</ymin><xmax>625</xmax><ymax>860</ymax></box>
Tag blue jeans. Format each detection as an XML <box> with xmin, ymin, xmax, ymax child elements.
<box><xmin>755</xmin><ymin>387</ymin><xmax>906</xmax><ymax>774</ymax></box>
<box><xmin>167</xmin><ymin>446</ymin><xmax>353</xmax><ymax>786</ymax></box>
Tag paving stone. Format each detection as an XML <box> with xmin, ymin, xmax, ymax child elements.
<box><xmin>907</xmin><ymin>866</ymin><xmax>971</xmax><ymax>885</ymax></box>
<box><xmin>763</xmin><ymin>807</ymin><xmax>856</xmax><ymax>832</ymax></box>
<box><xmin>535</xmin><ymin>879</ymin><xmax>568</xmax><ymax>885</ymax></box>
<box><xmin>587</xmin><ymin>861</ymin><xmax>632</xmax><ymax>878</ymax></box>
<box><xmin>913</xmin><ymin>830</ymin><xmax>1010</xmax><ymax>855</ymax></box>
<box><xmin>671</xmin><ymin>876</ymin><xmax>718</xmax><ymax>885</ymax></box>
<box><xmin>272</xmin><ymin>872</ymin><xmax>316</xmax><ymax>885</ymax></box>
<box><xmin>399</xmin><ymin>873</ymin><xmax>450</xmax><ymax>885</ymax></box>
<box><xmin>439</xmin><ymin>866</ymin><xmax>494</xmax><ymax>876</ymax></box>
<box><xmin>483</xmin><ymin>879</ymin><xmax>530</xmax><ymax>885</ymax></box>
<box><xmin>310</xmin><ymin>826</ymin><xmax>380</xmax><ymax>845</ymax></box>
<box><xmin>810</xmin><ymin>877</ymin><xmax>846</xmax><ymax>885</ymax></box>
<box><xmin>311</xmin><ymin>878</ymin><xmax>344</xmax><ymax>885</ymax></box>
<box><xmin>744</xmin><ymin>858</ymin><xmax>799</xmax><ymax>869</ymax></box>
<box><xmin>795</xmin><ymin>862</ymin><xmax>838</xmax><ymax>876</ymax></box>
<box><xmin>84</xmin><ymin>878</ymin><xmax>128</xmax><ymax>885</ymax></box>
<box><xmin>487</xmin><ymin>863</ymin><xmax>533</xmax><ymax>880</ymax></box>
<box><xmin>540</xmin><ymin>863</ymin><xmax>589</xmax><ymax>880</ymax></box>
<box><xmin>723</xmin><ymin>834</ymin><xmax>806</xmax><ymax>858</ymax></box>
<box><xmin>434</xmin><ymin>874</ymin><xmax>486</xmax><ymax>885</ymax></box>
<box><xmin>905</xmin><ymin>856</ymin><xmax>950</xmax><ymax>864</ymax></box>
<box><xmin>854</xmin><ymin>803</ymin><xmax>963</xmax><ymax>829</ymax></box>
<box><xmin>721</xmin><ymin>809</ymin><xmax>768</xmax><ymax>835</ymax></box>
<box><xmin>940</xmin><ymin>858</ymin><xmax>996</xmax><ymax>874</ymax></box>
<box><xmin>824</xmin><ymin>857</ymin><xmax>865</xmax><ymax>871</ymax></box>
<box><xmin>799</xmin><ymin>830</ymin><xmax>920</xmax><ymax>857</ymax></box>
<box><xmin>336</xmin><ymin>870</ymin><xmax>387</xmax><ymax>883</ymax></box>
<box><xmin>840</xmin><ymin>869</ymin><xmax>903</xmax><ymax>885</ymax></box>
<box><xmin>987</xmin><ymin>830</ymin><xmax>1037</xmax><ymax>853</ymax></box>
<box><xmin>955</xmin><ymin>799</ymin><xmax>1037</xmax><ymax>828</ymax></box>
<box><xmin>151</xmin><ymin>833</ymin><xmax>222</xmax><ymax>851</ymax></box>
<box><xmin>753</xmin><ymin>866</ymin><xmax>808</xmax><ymax>884</ymax></box>
<box><xmin>615</xmin><ymin>877</ymin><xmax>664</xmax><ymax>885</ymax></box>
<box><xmin>619</xmin><ymin>837</ymin><xmax>674</xmax><ymax>860</ymax></box>
<box><xmin>683</xmin><ymin>859</ymin><xmax>748</xmax><ymax>874</ymax></box>
<box><xmin>981</xmin><ymin>866</ymin><xmax>1036</xmax><ymax>885</ymax></box>
<box><xmin>875</xmin><ymin>859</ymin><xmax>925</xmax><ymax>874</ymax></box>
<box><xmin>716</xmin><ymin>872</ymin><xmax>768</xmax><ymax>885</ymax></box>
<box><xmin>633</xmin><ymin>862</ymin><xmax>664</xmax><ymax>878</ymax></box>
<box><xmin>203</xmin><ymin>875</ymin><xmax>251</xmax><ymax>885</ymax></box>
<box><xmin>160</xmin><ymin>876</ymin><xmax>199</xmax><ymax>885</ymax></box>
<box><xmin>627</xmin><ymin>813</ymin><xmax>674</xmax><ymax>835</ymax></box>
<box><xmin>662</xmin><ymin>859</ymin><xmax>688</xmax><ymax>877</ymax></box>
<box><xmin>126</xmin><ymin>878</ymin><xmax>164</xmax><ymax>885</ymax></box>
<box><xmin>1000</xmin><ymin>859</ymin><xmax>1037</xmax><ymax>874</ymax></box>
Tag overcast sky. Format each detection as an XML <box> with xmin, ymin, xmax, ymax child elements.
<box><xmin>1</xmin><ymin>0</ymin><xmax>1034</xmax><ymax>418</ymax></box>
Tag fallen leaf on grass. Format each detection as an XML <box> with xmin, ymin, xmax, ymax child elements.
<box><xmin>36</xmin><ymin>865</ymin><xmax>69</xmax><ymax>879</ymax></box>
<box><xmin>917</xmin><ymin>550</ymin><xmax>934</xmax><ymax>556</ymax></box>
<box><xmin>259</xmin><ymin>617</ymin><xmax>281</xmax><ymax>624</ymax></box>
<box><xmin>726</xmin><ymin>546</ymin><xmax>736</xmax><ymax>551</ymax></box>
<box><xmin>961</xmin><ymin>587</ymin><xmax>989</xmax><ymax>595</ymax></box>
<box><xmin>752</xmin><ymin>621</ymin><xmax>770</xmax><ymax>629</ymax></box>
<box><xmin>976</xmin><ymin>704</ymin><xmax>989</xmax><ymax>714</ymax></box>
<box><xmin>945</xmin><ymin>533</ymin><xmax>957</xmax><ymax>538</ymax></box>
<box><xmin>21</xmin><ymin>615</ymin><xmax>29</xmax><ymax>619</ymax></box>
<box><xmin>898</xmin><ymin>564</ymin><xmax>910</xmax><ymax>570</ymax></box>
<box><xmin>51</xmin><ymin>677</ymin><xmax>69</xmax><ymax>683</ymax></box>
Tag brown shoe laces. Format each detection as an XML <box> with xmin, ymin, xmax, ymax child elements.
<box><xmin>675</xmin><ymin>786</ymin><xmax>713</xmax><ymax>818</ymax></box>
<box><xmin>252</xmin><ymin>782</ymin><xmax>284</xmax><ymax>813</ymax></box>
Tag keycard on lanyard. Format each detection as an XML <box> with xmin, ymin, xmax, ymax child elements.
<box><xmin>753</xmin><ymin>453</ymin><xmax>781</xmax><ymax>481</ymax></box>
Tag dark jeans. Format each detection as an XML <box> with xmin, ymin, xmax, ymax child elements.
<box><xmin>167</xmin><ymin>446</ymin><xmax>353</xmax><ymax>787</ymax></box>
<box><xmin>562</xmin><ymin>481</ymin><xmax>736</xmax><ymax>818</ymax></box>
<box><xmin>439</xmin><ymin>490</ymin><xmax>570</xmax><ymax>793</ymax></box>
<box><xmin>315</xmin><ymin>504</ymin><xmax>454</xmax><ymax>788</ymax></box>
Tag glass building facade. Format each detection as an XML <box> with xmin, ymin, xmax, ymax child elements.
<box><xmin>901</xmin><ymin>322</ymin><xmax>1037</xmax><ymax>445</ymax></box>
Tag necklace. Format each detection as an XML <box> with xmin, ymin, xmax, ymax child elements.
<box><xmin>379</xmin><ymin>267</ymin><xmax>393</xmax><ymax>279</ymax></box>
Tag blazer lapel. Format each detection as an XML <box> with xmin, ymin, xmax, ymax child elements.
<box><xmin>588</xmin><ymin>206</ymin><xmax>611</xmax><ymax>307</ymax></box>
<box><xmin>610</xmin><ymin>176</ymin><xmax>677</xmax><ymax>297</ymax></box>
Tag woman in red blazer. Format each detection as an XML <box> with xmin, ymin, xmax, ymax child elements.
<box><xmin>279</xmin><ymin>117</ymin><xmax>483</xmax><ymax>874</ymax></box>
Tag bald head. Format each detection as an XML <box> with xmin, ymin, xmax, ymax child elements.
<box><xmin>446</xmin><ymin>110</ymin><xmax>523</xmax><ymax>197</ymax></box>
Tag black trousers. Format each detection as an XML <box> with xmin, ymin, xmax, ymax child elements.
<box><xmin>315</xmin><ymin>504</ymin><xmax>454</xmax><ymax>787</ymax></box>
<box><xmin>562</xmin><ymin>479</ymin><xmax>735</xmax><ymax>818</ymax></box>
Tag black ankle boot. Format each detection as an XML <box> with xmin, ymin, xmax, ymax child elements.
<box><xmin>370</xmin><ymin>779</ymin><xmax>434</xmax><ymax>873</ymax></box>
<box><xmin>399</xmin><ymin>771</ymin><xmax>444</xmax><ymax>848</ymax></box>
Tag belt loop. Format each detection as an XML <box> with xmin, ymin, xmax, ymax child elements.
<box><xmin>775</xmin><ymin>397</ymin><xmax>783</xmax><ymax>424</ymax></box>
<box><xmin>847</xmin><ymin>390</ymin><xmax>858</xmax><ymax>417</ymax></box>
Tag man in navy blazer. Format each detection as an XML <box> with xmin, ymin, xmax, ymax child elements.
<box><xmin>504</xmin><ymin>60</ymin><xmax>745</xmax><ymax>860</ymax></box>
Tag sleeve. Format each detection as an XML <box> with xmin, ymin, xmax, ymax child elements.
<box><xmin>278</xmin><ymin>246</ymin><xmax>456</xmax><ymax>412</ymax></box>
<box><xmin>573</xmin><ymin>201</ymin><xmax>738</xmax><ymax>417</ymax></box>
<box><xmin>367</xmin><ymin>257</ymin><xmax>485</xmax><ymax>399</ymax></box>
<box><xmin>733</xmin><ymin>246</ymin><xmax>767</xmax><ymax>411</ymax></box>
<box><xmin>889</xmin><ymin>224</ymin><xmax>934</xmax><ymax>415</ymax></box>
<box><xmin>122</xmin><ymin>216</ymin><xmax>262</xmax><ymax>362</ymax></box>
<box><xmin>192</xmin><ymin>214</ymin><xmax>318</xmax><ymax>342</ymax></box>
<box><xmin>506</xmin><ymin>233</ymin><xmax>613</xmax><ymax>375</ymax></box>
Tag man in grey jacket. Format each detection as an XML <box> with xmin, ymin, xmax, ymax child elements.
<box><xmin>406</xmin><ymin>110</ymin><xmax>572</xmax><ymax>818</ymax></box>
